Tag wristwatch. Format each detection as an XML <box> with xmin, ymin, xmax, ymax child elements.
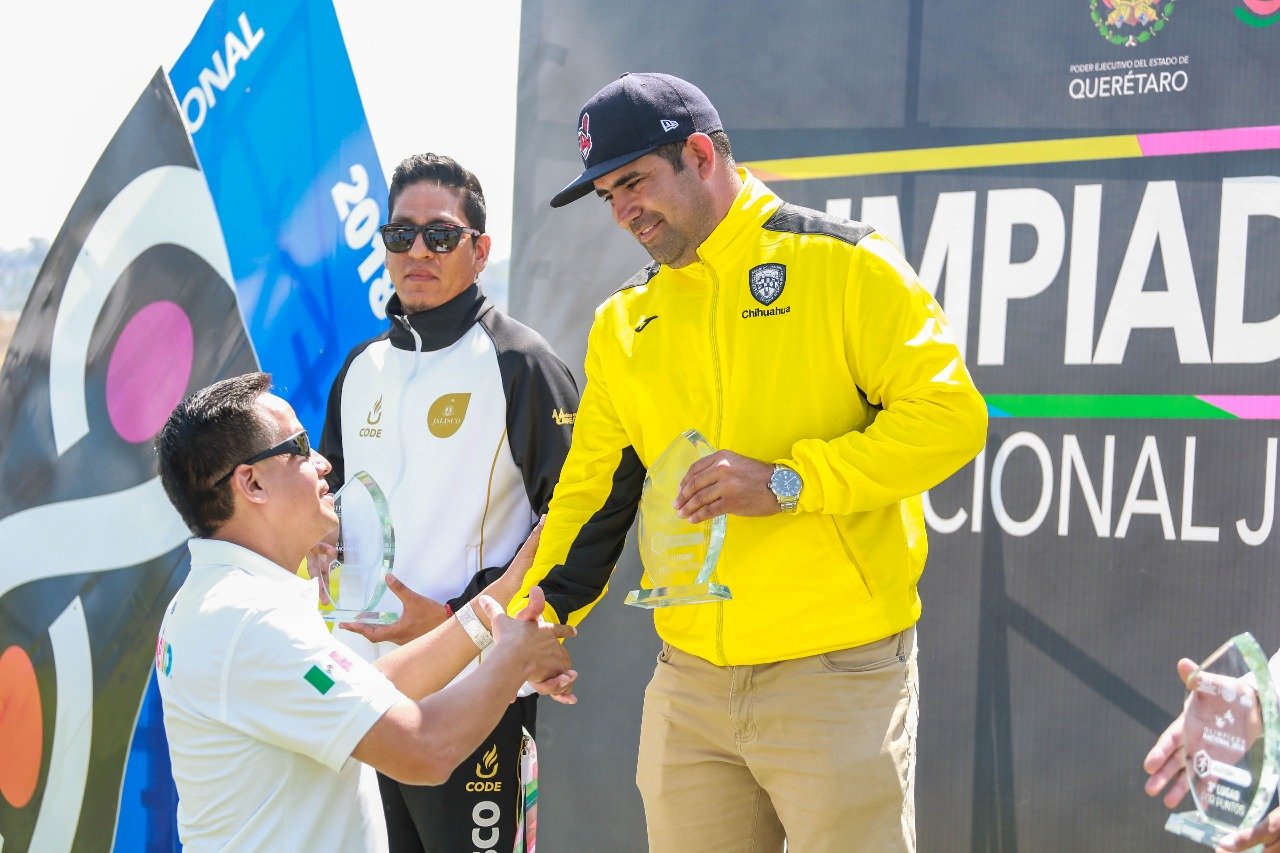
<box><xmin>768</xmin><ymin>464</ymin><xmax>803</xmax><ymax>514</ymax></box>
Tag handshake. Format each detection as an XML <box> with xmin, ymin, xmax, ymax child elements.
<box><xmin>466</xmin><ymin>586</ymin><xmax>579</xmax><ymax>705</ymax></box>
<box><xmin>315</xmin><ymin>516</ymin><xmax>580</xmax><ymax>705</ymax></box>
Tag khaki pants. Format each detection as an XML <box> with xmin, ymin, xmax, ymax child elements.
<box><xmin>636</xmin><ymin>627</ymin><xmax>917</xmax><ymax>853</ymax></box>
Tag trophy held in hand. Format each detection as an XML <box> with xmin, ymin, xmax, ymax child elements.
<box><xmin>318</xmin><ymin>470</ymin><xmax>398</xmax><ymax>625</ymax></box>
<box><xmin>625</xmin><ymin>429</ymin><xmax>731</xmax><ymax>609</ymax></box>
<box><xmin>1165</xmin><ymin>632</ymin><xmax>1280</xmax><ymax>847</ymax></box>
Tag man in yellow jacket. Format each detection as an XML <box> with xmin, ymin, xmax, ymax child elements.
<box><xmin>516</xmin><ymin>72</ymin><xmax>988</xmax><ymax>852</ymax></box>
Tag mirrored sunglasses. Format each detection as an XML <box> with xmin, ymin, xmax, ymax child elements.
<box><xmin>379</xmin><ymin>223</ymin><xmax>481</xmax><ymax>254</ymax></box>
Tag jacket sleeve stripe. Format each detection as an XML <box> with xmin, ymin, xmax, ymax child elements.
<box><xmin>540</xmin><ymin>446</ymin><xmax>645</xmax><ymax>624</ymax></box>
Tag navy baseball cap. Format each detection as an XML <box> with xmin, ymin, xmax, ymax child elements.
<box><xmin>549</xmin><ymin>72</ymin><xmax>723</xmax><ymax>208</ymax></box>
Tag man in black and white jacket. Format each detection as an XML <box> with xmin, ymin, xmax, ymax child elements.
<box><xmin>316</xmin><ymin>153</ymin><xmax>579</xmax><ymax>853</ymax></box>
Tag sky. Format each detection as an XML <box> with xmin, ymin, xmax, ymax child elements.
<box><xmin>0</xmin><ymin>2</ymin><xmax>522</xmax><ymax>261</ymax></box>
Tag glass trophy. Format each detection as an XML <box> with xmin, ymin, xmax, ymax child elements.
<box><xmin>318</xmin><ymin>470</ymin><xmax>398</xmax><ymax>625</ymax></box>
<box><xmin>625</xmin><ymin>429</ymin><xmax>731</xmax><ymax>608</ymax></box>
<box><xmin>1165</xmin><ymin>632</ymin><xmax>1280</xmax><ymax>847</ymax></box>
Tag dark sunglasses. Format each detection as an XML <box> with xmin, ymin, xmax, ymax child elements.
<box><xmin>379</xmin><ymin>223</ymin><xmax>481</xmax><ymax>254</ymax></box>
<box><xmin>214</xmin><ymin>430</ymin><xmax>312</xmax><ymax>486</ymax></box>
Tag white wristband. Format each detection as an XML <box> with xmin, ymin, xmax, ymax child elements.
<box><xmin>455</xmin><ymin>602</ymin><xmax>494</xmax><ymax>651</ymax></box>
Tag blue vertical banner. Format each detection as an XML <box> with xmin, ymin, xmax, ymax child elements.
<box><xmin>169</xmin><ymin>0</ymin><xmax>391</xmax><ymax>434</ymax></box>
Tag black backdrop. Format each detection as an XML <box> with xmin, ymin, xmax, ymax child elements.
<box><xmin>510</xmin><ymin>3</ymin><xmax>1280</xmax><ymax>849</ymax></box>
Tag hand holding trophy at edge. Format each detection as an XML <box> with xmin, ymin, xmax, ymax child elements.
<box><xmin>1144</xmin><ymin>633</ymin><xmax>1280</xmax><ymax>852</ymax></box>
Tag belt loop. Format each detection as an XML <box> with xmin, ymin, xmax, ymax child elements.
<box><xmin>895</xmin><ymin>630</ymin><xmax>905</xmax><ymax>658</ymax></box>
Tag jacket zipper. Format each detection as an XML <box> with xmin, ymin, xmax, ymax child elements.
<box><xmin>389</xmin><ymin>315</ymin><xmax>422</xmax><ymax>502</ymax></box>
<box><xmin>704</xmin><ymin>261</ymin><xmax>729</xmax><ymax>666</ymax></box>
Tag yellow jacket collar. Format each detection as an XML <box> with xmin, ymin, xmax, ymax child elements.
<box><xmin>694</xmin><ymin>168</ymin><xmax>784</xmax><ymax>266</ymax></box>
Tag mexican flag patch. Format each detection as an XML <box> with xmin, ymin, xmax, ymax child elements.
<box><xmin>304</xmin><ymin>664</ymin><xmax>335</xmax><ymax>695</ymax></box>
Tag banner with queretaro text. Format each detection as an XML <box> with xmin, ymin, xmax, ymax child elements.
<box><xmin>169</xmin><ymin>0</ymin><xmax>391</xmax><ymax>437</ymax></box>
<box><xmin>510</xmin><ymin>1</ymin><xmax>1280</xmax><ymax>850</ymax></box>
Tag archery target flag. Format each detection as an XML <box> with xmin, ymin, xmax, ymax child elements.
<box><xmin>0</xmin><ymin>70</ymin><xmax>257</xmax><ymax>851</ymax></box>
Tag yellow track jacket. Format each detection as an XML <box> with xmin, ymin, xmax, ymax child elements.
<box><xmin>516</xmin><ymin>171</ymin><xmax>987</xmax><ymax>665</ymax></box>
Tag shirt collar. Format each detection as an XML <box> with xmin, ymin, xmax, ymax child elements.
<box><xmin>188</xmin><ymin>538</ymin><xmax>317</xmax><ymax>602</ymax></box>
<box><xmin>385</xmin><ymin>283</ymin><xmax>491</xmax><ymax>352</ymax></box>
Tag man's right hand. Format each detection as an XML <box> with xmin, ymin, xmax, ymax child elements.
<box><xmin>306</xmin><ymin>532</ymin><xmax>338</xmax><ymax>590</ymax></box>
<box><xmin>514</xmin><ymin>587</ymin><xmax>577</xmax><ymax>704</ymax></box>
<box><xmin>1143</xmin><ymin>658</ymin><xmax>1198</xmax><ymax>808</ymax></box>
<box><xmin>473</xmin><ymin>589</ymin><xmax>576</xmax><ymax>702</ymax></box>
<box><xmin>355</xmin><ymin>588</ymin><xmax>577</xmax><ymax>787</ymax></box>
<box><xmin>1143</xmin><ymin>657</ymin><xmax>1263</xmax><ymax>810</ymax></box>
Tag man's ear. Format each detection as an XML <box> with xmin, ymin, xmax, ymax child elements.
<box><xmin>472</xmin><ymin>232</ymin><xmax>491</xmax><ymax>274</ymax></box>
<box><xmin>230</xmin><ymin>465</ymin><xmax>270</xmax><ymax>506</ymax></box>
<box><xmin>685</xmin><ymin>133</ymin><xmax>717</xmax><ymax>177</ymax></box>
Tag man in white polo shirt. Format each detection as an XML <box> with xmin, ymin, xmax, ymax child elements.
<box><xmin>153</xmin><ymin>372</ymin><xmax>576</xmax><ymax>851</ymax></box>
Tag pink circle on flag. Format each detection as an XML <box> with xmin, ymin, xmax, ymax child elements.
<box><xmin>1243</xmin><ymin>0</ymin><xmax>1280</xmax><ymax>15</ymax></box>
<box><xmin>106</xmin><ymin>300</ymin><xmax>194</xmax><ymax>443</ymax></box>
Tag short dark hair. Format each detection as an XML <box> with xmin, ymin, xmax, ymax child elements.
<box><xmin>652</xmin><ymin>130</ymin><xmax>735</xmax><ymax>173</ymax></box>
<box><xmin>710</xmin><ymin>130</ymin><xmax>734</xmax><ymax>166</ymax></box>
<box><xmin>387</xmin><ymin>153</ymin><xmax>487</xmax><ymax>233</ymax></box>
<box><xmin>651</xmin><ymin>140</ymin><xmax>687</xmax><ymax>172</ymax></box>
<box><xmin>155</xmin><ymin>372</ymin><xmax>274</xmax><ymax>538</ymax></box>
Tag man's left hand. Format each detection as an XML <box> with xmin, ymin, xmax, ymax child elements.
<box><xmin>339</xmin><ymin>573</ymin><xmax>449</xmax><ymax>644</ymax></box>
<box><xmin>675</xmin><ymin>450</ymin><xmax>778</xmax><ymax>524</ymax></box>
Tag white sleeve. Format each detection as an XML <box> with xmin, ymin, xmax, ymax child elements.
<box><xmin>224</xmin><ymin>608</ymin><xmax>408</xmax><ymax>772</ymax></box>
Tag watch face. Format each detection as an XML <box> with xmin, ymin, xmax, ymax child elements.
<box><xmin>771</xmin><ymin>466</ymin><xmax>802</xmax><ymax>499</ymax></box>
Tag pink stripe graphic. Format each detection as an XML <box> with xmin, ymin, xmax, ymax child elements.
<box><xmin>1138</xmin><ymin>126</ymin><xmax>1280</xmax><ymax>157</ymax></box>
<box><xmin>1197</xmin><ymin>395</ymin><xmax>1280</xmax><ymax>420</ymax></box>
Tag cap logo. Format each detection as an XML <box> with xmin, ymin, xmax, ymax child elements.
<box><xmin>660</xmin><ymin>119</ymin><xmax>679</xmax><ymax>132</ymax></box>
<box><xmin>578</xmin><ymin>113</ymin><xmax>592</xmax><ymax>163</ymax></box>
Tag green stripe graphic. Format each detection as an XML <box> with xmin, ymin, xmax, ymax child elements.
<box><xmin>985</xmin><ymin>395</ymin><xmax>1235</xmax><ymax>420</ymax></box>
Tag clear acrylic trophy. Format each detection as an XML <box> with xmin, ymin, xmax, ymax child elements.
<box><xmin>1165</xmin><ymin>632</ymin><xmax>1280</xmax><ymax>847</ymax></box>
<box><xmin>625</xmin><ymin>429</ymin><xmax>731</xmax><ymax>608</ymax></box>
<box><xmin>318</xmin><ymin>470</ymin><xmax>397</xmax><ymax>624</ymax></box>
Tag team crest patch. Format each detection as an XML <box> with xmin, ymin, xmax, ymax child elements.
<box><xmin>748</xmin><ymin>263</ymin><xmax>786</xmax><ymax>306</ymax></box>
